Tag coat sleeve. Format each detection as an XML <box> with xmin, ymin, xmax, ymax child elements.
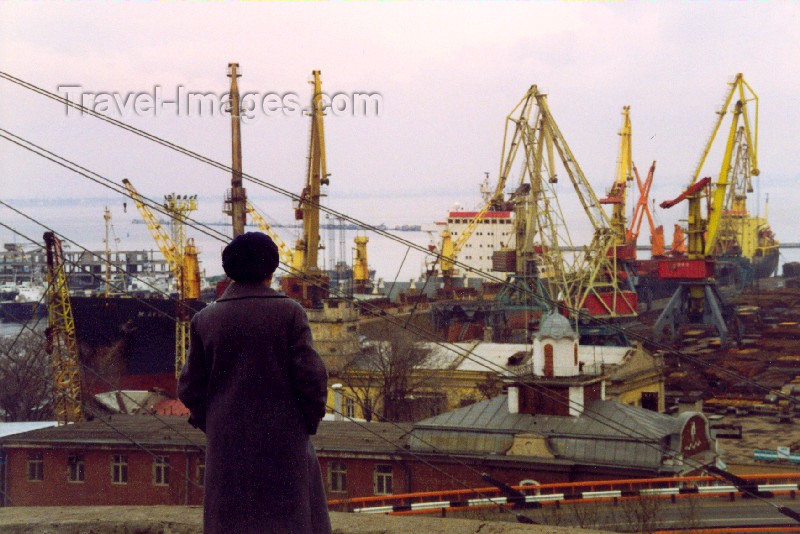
<box><xmin>289</xmin><ymin>303</ymin><xmax>328</xmax><ymax>435</ymax></box>
<box><xmin>177</xmin><ymin>316</ymin><xmax>209</xmax><ymax>432</ymax></box>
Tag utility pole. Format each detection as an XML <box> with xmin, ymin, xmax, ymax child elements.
<box><xmin>226</xmin><ymin>62</ymin><xmax>247</xmax><ymax>237</ymax></box>
<box><xmin>103</xmin><ymin>207</ymin><xmax>111</xmax><ymax>297</ymax></box>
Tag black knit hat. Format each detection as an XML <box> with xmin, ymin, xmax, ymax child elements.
<box><xmin>222</xmin><ymin>232</ymin><xmax>280</xmax><ymax>283</ymax></box>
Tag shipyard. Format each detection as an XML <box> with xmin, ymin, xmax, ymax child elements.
<box><xmin>1</xmin><ymin>2</ymin><xmax>800</xmax><ymax>533</ymax></box>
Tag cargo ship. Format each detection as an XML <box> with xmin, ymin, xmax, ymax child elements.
<box><xmin>72</xmin><ymin>295</ymin><xmax>206</xmax><ymax>397</ymax></box>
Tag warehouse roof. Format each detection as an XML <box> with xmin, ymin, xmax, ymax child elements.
<box><xmin>410</xmin><ymin>396</ymin><xmax>712</xmax><ymax>472</ymax></box>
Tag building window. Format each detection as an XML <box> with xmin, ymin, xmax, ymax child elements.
<box><xmin>641</xmin><ymin>392</ymin><xmax>659</xmax><ymax>412</ymax></box>
<box><xmin>374</xmin><ymin>464</ymin><xmax>393</xmax><ymax>495</ymax></box>
<box><xmin>67</xmin><ymin>454</ymin><xmax>85</xmax><ymax>483</ymax></box>
<box><xmin>111</xmin><ymin>454</ymin><xmax>128</xmax><ymax>484</ymax></box>
<box><xmin>27</xmin><ymin>452</ymin><xmax>43</xmax><ymax>481</ymax></box>
<box><xmin>329</xmin><ymin>462</ymin><xmax>347</xmax><ymax>493</ymax></box>
<box><xmin>544</xmin><ymin>344</ymin><xmax>554</xmax><ymax>378</ymax></box>
<box><xmin>197</xmin><ymin>457</ymin><xmax>205</xmax><ymax>486</ymax></box>
<box><xmin>345</xmin><ymin>397</ymin><xmax>355</xmax><ymax>418</ymax></box>
<box><xmin>153</xmin><ymin>456</ymin><xmax>170</xmax><ymax>486</ymax></box>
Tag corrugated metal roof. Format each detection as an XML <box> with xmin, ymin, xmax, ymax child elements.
<box><xmin>411</xmin><ymin>396</ymin><xmax>697</xmax><ymax>471</ymax></box>
<box><xmin>409</xmin><ymin>429</ymin><xmax>513</xmax><ymax>455</ymax></box>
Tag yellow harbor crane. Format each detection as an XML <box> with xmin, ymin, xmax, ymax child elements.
<box><xmin>495</xmin><ymin>86</ymin><xmax>637</xmax><ymax>318</ymax></box>
<box><xmin>122</xmin><ymin>178</ymin><xmax>200</xmax><ymax>375</ymax></box>
<box><xmin>655</xmin><ymin>74</ymin><xmax>759</xmax><ymax>344</ymax></box>
<box><xmin>694</xmin><ymin>73</ymin><xmax>759</xmax><ymax>259</ymax></box>
<box><xmin>44</xmin><ymin>231</ymin><xmax>84</xmax><ymax>425</ymax></box>
<box><xmin>282</xmin><ymin>70</ymin><xmax>330</xmax><ymax>307</ymax></box>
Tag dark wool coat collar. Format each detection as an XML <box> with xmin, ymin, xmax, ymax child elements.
<box><xmin>217</xmin><ymin>281</ymin><xmax>286</xmax><ymax>302</ymax></box>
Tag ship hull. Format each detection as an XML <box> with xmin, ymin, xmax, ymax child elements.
<box><xmin>71</xmin><ymin>296</ymin><xmax>205</xmax><ymax>397</ymax></box>
<box><xmin>0</xmin><ymin>301</ymin><xmax>47</xmax><ymax>323</ymax></box>
<box><xmin>753</xmin><ymin>249</ymin><xmax>779</xmax><ymax>279</ymax></box>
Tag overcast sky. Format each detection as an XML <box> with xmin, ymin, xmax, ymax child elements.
<box><xmin>1</xmin><ymin>2</ymin><xmax>798</xmax><ymax>242</ymax></box>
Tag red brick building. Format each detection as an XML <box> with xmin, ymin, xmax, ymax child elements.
<box><xmin>0</xmin><ymin>410</ymin><xmax>692</xmax><ymax>507</ymax></box>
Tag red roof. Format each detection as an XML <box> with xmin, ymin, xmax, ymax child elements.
<box><xmin>448</xmin><ymin>211</ymin><xmax>511</xmax><ymax>219</ymax></box>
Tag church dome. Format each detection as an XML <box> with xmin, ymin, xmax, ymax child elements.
<box><xmin>535</xmin><ymin>312</ymin><xmax>578</xmax><ymax>340</ymax></box>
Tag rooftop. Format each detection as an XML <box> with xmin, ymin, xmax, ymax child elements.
<box><xmin>0</xmin><ymin>415</ymin><xmax>411</xmax><ymax>456</ymax></box>
<box><xmin>410</xmin><ymin>396</ymin><xmax>709</xmax><ymax>472</ymax></box>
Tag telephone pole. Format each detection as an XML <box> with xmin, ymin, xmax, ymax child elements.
<box><xmin>225</xmin><ymin>62</ymin><xmax>247</xmax><ymax>237</ymax></box>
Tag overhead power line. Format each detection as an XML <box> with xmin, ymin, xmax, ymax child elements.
<box><xmin>1</xmin><ymin>107</ymin><xmax>797</xmax><ymax>407</ymax></box>
<box><xmin>1</xmin><ymin>75</ymin><xmax>798</xmax><ymax>521</ymax></box>
<box><xmin>1</xmin><ymin>204</ymin><xmax>794</xmax><ymax>523</ymax></box>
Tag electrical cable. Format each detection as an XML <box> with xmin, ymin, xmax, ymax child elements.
<box><xmin>1</xmin><ymin>123</ymin><xmax>794</xmax><ymax>413</ymax></box>
<box><xmin>0</xmin><ymin>134</ymin><xmax>783</xmax><ymax>475</ymax></box>
<box><xmin>0</xmin><ymin>223</ymin><xmax>539</xmax><ymax>522</ymax></box>
<box><xmin>0</xmin><ymin>74</ymin><xmax>791</xmax><ymax>407</ymax></box>
<box><xmin>4</xmin><ymin>194</ymin><xmax>796</xmax><ymax>523</ymax></box>
<box><xmin>0</xmin><ymin>134</ymin><xmax>780</xmax><ymax>473</ymax></box>
<box><xmin>0</xmin><ymin>81</ymin><xmax>797</xmax><ymax>518</ymax></box>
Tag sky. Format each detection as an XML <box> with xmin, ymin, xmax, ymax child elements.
<box><xmin>1</xmin><ymin>1</ymin><xmax>799</xmax><ymax>246</ymax></box>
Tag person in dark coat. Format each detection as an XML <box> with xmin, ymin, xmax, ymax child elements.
<box><xmin>178</xmin><ymin>232</ymin><xmax>331</xmax><ymax>534</ymax></box>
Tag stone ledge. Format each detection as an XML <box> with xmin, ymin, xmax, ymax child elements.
<box><xmin>0</xmin><ymin>506</ymin><xmax>608</xmax><ymax>533</ymax></box>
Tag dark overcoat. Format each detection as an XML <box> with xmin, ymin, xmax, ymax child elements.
<box><xmin>177</xmin><ymin>282</ymin><xmax>331</xmax><ymax>534</ymax></box>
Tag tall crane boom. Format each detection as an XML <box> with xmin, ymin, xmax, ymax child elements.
<box><xmin>122</xmin><ymin>179</ymin><xmax>200</xmax><ymax>299</ymax></box>
<box><xmin>626</xmin><ymin>161</ymin><xmax>664</xmax><ymax>257</ymax></box>
<box><xmin>704</xmin><ymin>100</ymin><xmax>744</xmax><ymax>256</ymax></box>
<box><xmin>246</xmin><ymin>200</ymin><xmax>295</xmax><ymax>268</ymax></box>
<box><xmin>44</xmin><ymin>231</ymin><xmax>84</xmax><ymax>425</ymax></box>
<box><xmin>122</xmin><ymin>178</ymin><xmax>199</xmax><ymax>375</ymax></box>
<box><xmin>226</xmin><ymin>62</ymin><xmax>247</xmax><ymax>237</ymax></box>
<box><xmin>295</xmin><ymin>70</ymin><xmax>328</xmax><ymax>274</ymax></box>
<box><xmin>600</xmin><ymin>106</ymin><xmax>633</xmax><ymax>243</ymax></box>
<box><xmin>439</xmin><ymin>90</ymin><xmax>540</xmax><ymax>280</ymax></box>
<box><xmin>529</xmin><ymin>86</ymin><xmax>636</xmax><ymax>317</ymax></box>
<box><xmin>281</xmin><ymin>70</ymin><xmax>332</xmax><ymax>308</ymax></box>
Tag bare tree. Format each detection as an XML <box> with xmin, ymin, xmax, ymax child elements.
<box><xmin>476</xmin><ymin>373</ymin><xmax>503</xmax><ymax>401</ymax></box>
<box><xmin>569</xmin><ymin>501</ymin><xmax>604</xmax><ymax>529</ymax></box>
<box><xmin>620</xmin><ymin>494</ymin><xmax>664</xmax><ymax>533</ymax></box>
<box><xmin>0</xmin><ymin>332</ymin><xmax>54</xmax><ymax>421</ymax></box>
<box><xmin>339</xmin><ymin>326</ymin><xmax>442</xmax><ymax>422</ymax></box>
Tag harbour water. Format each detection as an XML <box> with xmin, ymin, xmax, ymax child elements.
<box><xmin>0</xmin><ymin>196</ymin><xmax>438</xmax><ymax>292</ymax></box>
<box><xmin>2</xmin><ymin>195</ymin><xmax>798</xmax><ymax>337</ymax></box>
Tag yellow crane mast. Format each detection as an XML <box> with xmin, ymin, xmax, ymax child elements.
<box><xmin>296</xmin><ymin>69</ymin><xmax>328</xmax><ymax>273</ymax></box>
<box><xmin>122</xmin><ymin>179</ymin><xmax>199</xmax><ymax>375</ymax></box>
<box><xmin>600</xmin><ymin>106</ymin><xmax>633</xmax><ymax>245</ymax></box>
<box><xmin>44</xmin><ymin>231</ymin><xmax>84</xmax><ymax>425</ymax></box>
<box><xmin>529</xmin><ymin>86</ymin><xmax>637</xmax><ymax>317</ymax></box>
<box><xmin>654</xmin><ymin>74</ymin><xmax>758</xmax><ymax>345</ymax></box>
<box><xmin>246</xmin><ymin>200</ymin><xmax>296</xmax><ymax>268</ymax></box>
<box><xmin>282</xmin><ymin>70</ymin><xmax>330</xmax><ymax>308</ymax></box>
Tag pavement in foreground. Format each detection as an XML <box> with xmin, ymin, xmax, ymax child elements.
<box><xmin>0</xmin><ymin>506</ymin><xmax>609</xmax><ymax>534</ymax></box>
